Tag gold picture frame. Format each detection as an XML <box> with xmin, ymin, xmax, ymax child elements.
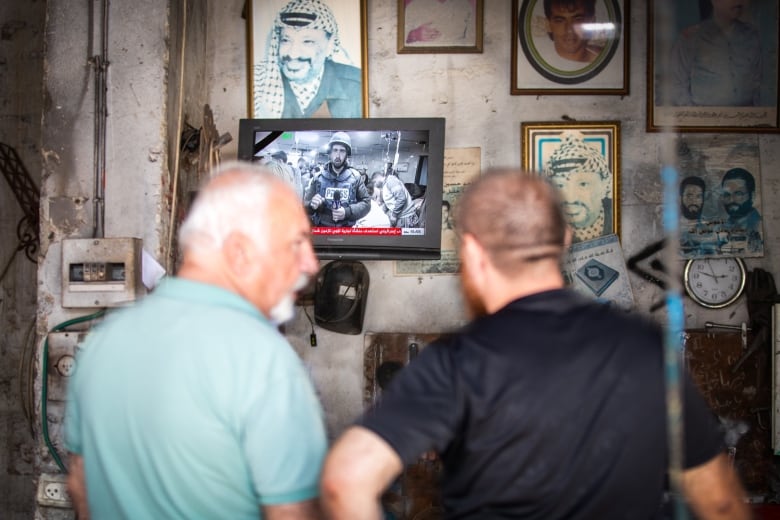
<box><xmin>397</xmin><ymin>0</ymin><xmax>484</xmax><ymax>54</ymax></box>
<box><xmin>521</xmin><ymin>121</ymin><xmax>621</xmax><ymax>243</ymax></box>
<box><xmin>247</xmin><ymin>0</ymin><xmax>369</xmax><ymax>118</ymax></box>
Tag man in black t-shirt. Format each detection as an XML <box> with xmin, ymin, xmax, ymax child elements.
<box><xmin>321</xmin><ymin>169</ymin><xmax>750</xmax><ymax>519</ymax></box>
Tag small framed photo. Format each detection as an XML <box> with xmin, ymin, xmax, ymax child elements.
<box><xmin>521</xmin><ymin>121</ymin><xmax>621</xmax><ymax>243</ymax></box>
<box><xmin>247</xmin><ymin>0</ymin><xmax>368</xmax><ymax>118</ymax></box>
<box><xmin>511</xmin><ymin>0</ymin><xmax>628</xmax><ymax>94</ymax></box>
<box><xmin>648</xmin><ymin>0</ymin><xmax>779</xmax><ymax>132</ymax></box>
<box><xmin>397</xmin><ymin>0</ymin><xmax>484</xmax><ymax>54</ymax></box>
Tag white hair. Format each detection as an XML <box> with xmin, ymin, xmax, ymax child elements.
<box><xmin>178</xmin><ymin>161</ymin><xmax>283</xmax><ymax>255</ymax></box>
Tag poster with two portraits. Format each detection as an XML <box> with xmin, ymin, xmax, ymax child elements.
<box><xmin>514</xmin><ymin>0</ymin><xmax>768</xmax><ymax>265</ymax></box>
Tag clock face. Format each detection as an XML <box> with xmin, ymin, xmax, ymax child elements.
<box><xmin>684</xmin><ymin>258</ymin><xmax>746</xmax><ymax>309</ymax></box>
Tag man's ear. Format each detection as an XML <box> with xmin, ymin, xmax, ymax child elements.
<box><xmin>223</xmin><ymin>232</ymin><xmax>258</xmax><ymax>278</ymax></box>
<box><xmin>461</xmin><ymin>234</ymin><xmax>487</xmax><ymax>275</ymax></box>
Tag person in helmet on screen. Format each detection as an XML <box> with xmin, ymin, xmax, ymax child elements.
<box><xmin>304</xmin><ymin>131</ymin><xmax>371</xmax><ymax>227</ymax></box>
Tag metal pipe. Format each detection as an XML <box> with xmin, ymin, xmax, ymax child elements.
<box><xmin>92</xmin><ymin>0</ymin><xmax>109</xmax><ymax>239</ymax></box>
<box><xmin>705</xmin><ymin>321</ymin><xmax>751</xmax><ymax>332</ymax></box>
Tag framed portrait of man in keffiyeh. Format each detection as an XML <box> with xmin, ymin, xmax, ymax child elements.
<box><xmin>248</xmin><ymin>0</ymin><xmax>368</xmax><ymax>118</ymax></box>
<box><xmin>521</xmin><ymin>121</ymin><xmax>621</xmax><ymax>244</ymax></box>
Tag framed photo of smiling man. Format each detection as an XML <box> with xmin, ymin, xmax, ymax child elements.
<box><xmin>511</xmin><ymin>0</ymin><xmax>629</xmax><ymax>94</ymax></box>
<box><xmin>248</xmin><ymin>0</ymin><xmax>368</xmax><ymax>118</ymax></box>
<box><xmin>521</xmin><ymin>121</ymin><xmax>621</xmax><ymax>244</ymax></box>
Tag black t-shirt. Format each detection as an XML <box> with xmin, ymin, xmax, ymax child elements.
<box><xmin>359</xmin><ymin>289</ymin><xmax>723</xmax><ymax>519</ymax></box>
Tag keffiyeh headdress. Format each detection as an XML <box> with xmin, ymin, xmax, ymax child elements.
<box><xmin>544</xmin><ymin>132</ymin><xmax>611</xmax><ymax>181</ymax></box>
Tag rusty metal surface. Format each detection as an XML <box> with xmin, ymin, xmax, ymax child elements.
<box><xmin>364</xmin><ymin>332</ymin><xmax>446</xmax><ymax>520</ymax></box>
<box><xmin>684</xmin><ymin>329</ymin><xmax>772</xmax><ymax>493</ymax></box>
<box><xmin>0</xmin><ymin>142</ymin><xmax>40</xmax><ymax>262</ymax></box>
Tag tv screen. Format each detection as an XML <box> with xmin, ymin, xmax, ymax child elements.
<box><xmin>238</xmin><ymin>118</ymin><xmax>445</xmax><ymax>260</ymax></box>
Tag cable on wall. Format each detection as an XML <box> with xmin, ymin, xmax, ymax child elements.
<box><xmin>18</xmin><ymin>319</ymin><xmax>37</xmax><ymax>436</ymax></box>
<box><xmin>165</xmin><ymin>0</ymin><xmax>189</xmax><ymax>274</ymax></box>
<box><xmin>40</xmin><ymin>310</ymin><xmax>107</xmax><ymax>473</ymax></box>
<box><xmin>89</xmin><ymin>0</ymin><xmax>110</xmax><ymax>239</ymax></box>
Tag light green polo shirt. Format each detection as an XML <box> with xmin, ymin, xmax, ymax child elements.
<box><xmin>66</xmin><ymin>277</ymin><xmax>327</xmax><ymax>519</ymax></box>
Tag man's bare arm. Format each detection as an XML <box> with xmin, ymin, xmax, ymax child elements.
<box><xmin>66</xmin><ymin>454</ymin><xmax>89</xmax><ymax>520</ymax></box>
<box><xmin>263</xmin><ymin>498</ymin><xmax>322</xmax><ymax>520</ymax></box>
<box><xmin>682</xmin><ymin>452</ymin><xmax>752</xmax><ymax>520</ymax></box>
<box><xmin>320</xmin><ymin>426</ymin><xmax>404</xmax><ymax>520</ymax></box>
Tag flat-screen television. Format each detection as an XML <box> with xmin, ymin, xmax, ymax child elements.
<box><xmin>238</xmin><ymin>118</ymin><xmax>445</xmax><ymax>260</ymax></box>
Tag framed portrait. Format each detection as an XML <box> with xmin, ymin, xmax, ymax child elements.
<box><xmin>648</xmin><ymin>0</ymin><xmax>779</xmax><ymax>132</ymax></box>
<box><xmin>521</xmin><ymin>121</ymin><xmax>621</xmax><ymax>243</ymax></box>
<box><xmin>511</xmin><ymin>0</ymin><xmax>629</xmax><ymax>95</ymax></box>
<box><xmin>247</xmin><ymin>0</ymin><xmax>368</xmax><ymax>118</ymax></box>
<box><xmin>397</xmin><ymin>0</ymin><xmax>484</xmax><ymax>54</ymax></box>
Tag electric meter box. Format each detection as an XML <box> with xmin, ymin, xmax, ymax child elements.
<box><xmin>62</xmin><ymin>237</ymin><xmax>144</xmax><ymax>308</ymax></box>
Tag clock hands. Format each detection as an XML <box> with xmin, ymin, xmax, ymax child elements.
<box><xmin>699</xmin><ymin>271</ymin><xmax>727</xmax><ymax>280</ymax></box>
<box><xmin>699</xmin><ymin>260</ymin><xmax>727</xmax><ymax>280</ymax></box>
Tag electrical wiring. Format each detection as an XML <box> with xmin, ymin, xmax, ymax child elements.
<box><xmin>303</xmin><ymin>305</ymin><xmax>317</xmax><ymax>347</ymax></box>
<box><xmin>40</xmin><ymin>309</ymin><xmax>106</xmax><ymax>472</ymax></box>
<box><xmin>18</xmin><ymin>318</ymin><xmax>37</xmax><ymax>436</ymax></box>
<box><xmin>165</xmin><ymin>0</ymin><xmax>189</xmax><ymax>274</ymax></box>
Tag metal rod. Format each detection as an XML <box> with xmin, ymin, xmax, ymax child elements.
<box><xmin>92</xmin><ymin>0</ymin><xmax>110</xmax><ymax>238</ymax></box>
<box><xmin>705</xmin><ymin>321</ymin><xmax>751</xmax><ymax>332</ymax></box>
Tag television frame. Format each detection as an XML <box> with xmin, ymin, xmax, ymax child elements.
<box><xmin>237</xmin><ymin>117</ymin><xmax>445</xmax><ymax>261</ymax></box>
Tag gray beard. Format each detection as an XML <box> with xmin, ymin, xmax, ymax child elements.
<box><xmin>269</xmin><ymin>293</ymin><xmax>296</xmax><ymax>325</ymax></box>
<box><xmin>268</xmin><ymin>274</ymin><xmax>310</xmax><ymax>325</ymax></box>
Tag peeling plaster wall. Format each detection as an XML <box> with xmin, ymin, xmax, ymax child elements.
<box><xmin>0</xmin><ymin>1</ymin><xmax>45</xmax><ymax>517</ymax></box>
<box><xmin>207</xmin><ymin>0</ymin><xmax>780</xmax><ymax>439</ymax></box>
<box><xmin>35</xmin><ymin>0</ymin><xmax>181</xmax><ymax>516</ymax></box>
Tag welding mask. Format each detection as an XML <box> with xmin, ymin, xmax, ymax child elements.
<box><xmin>314</xmin><ymin>260</ymin><xmax>369</xmax><ymax>335</ymax></box>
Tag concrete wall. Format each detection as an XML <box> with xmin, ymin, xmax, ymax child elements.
<box><xmin>34</xmin><ymin>0</ymin><xmax>176</xmax><ymax>517</ymax></box>
<box><xmin>206</xmin><ymin>0</ymin><xmax>780</xmax><ymax>439</ymax></box>
<box><xmin>0</xmin><ymin>1</ymin><xmax>45</xmax><ymax>517</ymax></box>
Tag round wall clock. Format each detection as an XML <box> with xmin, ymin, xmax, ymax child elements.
<box><xmin>683</xmin><ymin>257</ymin><xmax>746</xmax><ymax>309</ymax></box>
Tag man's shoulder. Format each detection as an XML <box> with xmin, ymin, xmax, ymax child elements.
<box><xmin>733</xmin><ymin>19</ymin><xmax>760</xmax><ymax>37</ymax></box>
<box><xmin>343</xmin><ymin>166</ymin><xmax>362</xmax><ymax>179</ymax></box>
<box><xmin>325</xmin><ymin>60</ymin><xmax>362</xmax><ymax>82</ymax></box>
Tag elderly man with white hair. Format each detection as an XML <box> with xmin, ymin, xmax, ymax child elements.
<box><xmin>254</xmin><ymin>0</ymin><xmax>362</xmax><ymax>118</ymax></box>
<box><xmin>66</xmin><ymin>162</ymin><xmax>325</xmax><ymax>519</ymax></box>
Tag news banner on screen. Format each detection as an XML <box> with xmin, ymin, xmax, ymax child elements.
<box><xmin>313</xmin><ymin>227</ymin><xmax>424</xmax><ymax>236</ymax></box>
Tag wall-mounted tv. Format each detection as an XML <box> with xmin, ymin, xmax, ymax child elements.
<box><xmin>238</xmin><ymin>118</ymin><xmax>445</xmax><ymax>261</ymax></box>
